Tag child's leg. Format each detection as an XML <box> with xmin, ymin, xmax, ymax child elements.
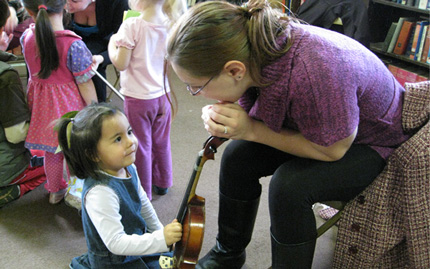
<box><xmin>0</xmin><ymin>162</ymin><xmax>46</xmax><ymax>207</ymax></box>
<box><xmin>44</xmin><ymin>152</ymin><xmax>68</xmax><ymax>193</ymax></box>
<box><xmin>13</xmin><ymin>165</ymin><xmax>46</xmax><ymax>196</ymax></box>
<box><xmin>124</xmin><ymin>97</ymin><xmax>153</xmax><ymax>199</ymax></box>
<box><xmin>151</xmin><ymin>100</ymin><xmax>173</xmax><ymax>190</ymax></box>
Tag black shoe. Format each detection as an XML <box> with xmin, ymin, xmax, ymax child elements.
<box><xmin>196</xmin><ymin>241</ymin><xmax>245</xmax><ymax>269</ymax></box>
<box><xmin>153</xmin><ymin>185</ymin><xmax>168</xmax><ymax>195</ymax></box>
<box><xmin>197</xmin><ymin>192</ymin><xmax>260</xmax><ymax>269</ymax></box>
<box><xmin>30</xmin><ymin>155</ymin><xmax>44</xmax><ymax>167</ymax></box>
<box><xmin>0</xmin><ymin>185</ymin><xmax>20</xmax><ymax>208</ymax></box>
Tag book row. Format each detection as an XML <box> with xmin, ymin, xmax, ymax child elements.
<box><xmin>388</xmin><ymin>0</ymin><xmax>430</xmax><ymax>9</ymax></box>
<box><xmin>388</xmin><ymin>64</ymin><xmax>429</xmax><ymax>85</ymax></box>
<box><xmin>382</xmin><ymin>17</ymin><xmax>430</xmax><ymax>64</ymax></box>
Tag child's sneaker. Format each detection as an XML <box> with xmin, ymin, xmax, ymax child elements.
<box><xmin>159</xmin><ymin>255</ymin><xmax>174</xmax><ymax>268</ymax></box>
<box><xmin>49</xmin><ymin>188</ymin><xmax>67</xmax><ymax>204</ymax></box>
<box><xmin>0</xmin><ymin>185</ymin><xmax>20</xmax><ymax>208</ymax></box>
<box><xmin>153</xmin><ymin>185</ymin><xmax>168</xmax><ymax>195</ymax></box>
<box><xmin>64</xmin><ymin>192</ymin><xmax>82</xmax><ymax>211</ymax></box>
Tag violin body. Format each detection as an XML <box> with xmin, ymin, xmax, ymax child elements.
<box><xmin>173</xmin><ymin>195</ymin><xmax>205</xmax><ymax>268</ymax></box>
<box><xmin>173</xmin><ymin>137</ymin><xmax>228</xmax><ymax>269</ymax></box>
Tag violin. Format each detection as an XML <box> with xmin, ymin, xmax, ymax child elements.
<box><xmin>173</xmin><ymin>136</ymin><xmax>228</xmax><ymax>268</ymax></box>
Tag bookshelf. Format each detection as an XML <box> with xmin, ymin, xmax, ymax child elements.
<box><xmin>368</xmin><ymin>0</ymin><xmax>430</xmax><ymax>77</ymax></box>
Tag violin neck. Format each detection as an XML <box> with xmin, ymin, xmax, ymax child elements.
<box><xmin>176</xmin><ymin>150</ymin><xmax>206</xmax><ymax>223</ymax></box>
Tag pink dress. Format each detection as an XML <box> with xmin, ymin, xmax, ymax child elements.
<box><xmin>21</xmin><ymin>24</ymin><xmax>94</xmax><ymax>153</ymax></box>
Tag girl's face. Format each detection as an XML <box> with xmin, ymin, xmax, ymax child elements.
<box><xmin>66</xmin><ymin>0</ymin><xmax>93</xmax><ymax>13</ymax></box>
<box><xmin>96</xmin><ymin>113</ymin><xmax>138</xmax><ymax>177</ymax></box>
<box><xmin>171</xmin><ymin>63</ymin><xmax>247</xmax><ymax>103</ymax></box>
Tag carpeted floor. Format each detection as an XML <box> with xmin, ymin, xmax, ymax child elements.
<box><xmin>0</xmin><ymin>65</ymin><xmax>337</xmax><ymax>268</ymax></box>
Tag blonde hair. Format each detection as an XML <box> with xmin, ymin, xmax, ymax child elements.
<box><xmin>167</xmin><ymin>0</ymin><xmax>297</xmax><ymax>85</ymax></box>
<box><xmin>129</xmin><ymin>0</ymin><xmax>187</xmax><ymax>27</ymax></box>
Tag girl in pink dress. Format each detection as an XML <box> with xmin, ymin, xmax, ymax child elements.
<box><xmin>20</xmin><ymin>0</ymin><xmax>97</xmax><ymax>204</ymax></box>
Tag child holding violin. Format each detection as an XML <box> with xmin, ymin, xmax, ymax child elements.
<box><xmin>56</xmin><ymin>103</ymin><xmax>182</xmax><ymax>268</ymax></box>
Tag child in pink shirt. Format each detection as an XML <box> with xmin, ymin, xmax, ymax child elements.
<box><xmin>108</xmin><ymin>0</ymin><xmax>185</xmax><ymax>200</ymax></box>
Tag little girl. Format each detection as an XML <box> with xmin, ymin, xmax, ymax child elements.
<box><xmin>56</xmin><ymin>103</ymin><xmax>182</xmax><ymax>268</ymax></box>
<box><xmin>20</xmin><ymin>0</ymin><xmax>97</xmax><ymax>203</ymax></box>
<box><xmin>108</xmin><ymin>0</ymin><xmax>186</xmax><ymax>200</ymax></box>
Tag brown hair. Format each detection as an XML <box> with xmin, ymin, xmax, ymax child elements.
<box><xmin>21</xmin><ymin>0</ymin><xmax>66</xmax><ymax>79</ymax></box>
<box><xmin>167</xmin><ymin>0</ymin><xmax>297</xmax><ymax>86</ymax></box>
<box><xmin>0</xmin><ymin>0</ymin><xmax>10</xmax><ymax>28</ymax></box>
<box><xmin>56</xmin><ymin>103</ymin><xmax>121</xmax><ymax>180</ymax></box>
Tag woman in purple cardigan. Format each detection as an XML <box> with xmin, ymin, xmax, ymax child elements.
<box><xmin>66</xmin><ymin>0</ymin><xmax>129</xmax><ymax>102</ymax></box>
<box><xmin>166</xmin><ymin>0</ymin><xmax>410</xmax><ymax>268</ymax></box>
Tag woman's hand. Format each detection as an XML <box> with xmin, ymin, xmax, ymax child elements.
<box><xmin>202</xmin><ymin>102</ymin><xmax>256</xmax><ymax>141</ymax></box>
<box><xmin>163</xmin><ymin>219</ymin><xmax>182</xmax><ymax>247</ymax></box>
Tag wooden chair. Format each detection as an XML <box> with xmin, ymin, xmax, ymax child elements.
<box><xmin>316</xmin><ymin>201</ymin><xmax>345</xmax><ymax>238</ymax></box>
<box><xmin>106</xmin><ymin>65</ymin><xmax>121</xmax><ymax>102</ymax></box>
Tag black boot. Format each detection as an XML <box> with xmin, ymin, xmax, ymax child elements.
<box><xmin>271</xmin><ymin>231</ymin><xmax>316</xmax><ymax>269</ymax></box>
<box><xmin>196</xmin><ymin>192</ymin><xmax>260</xmax><ymax>269</ymax></box>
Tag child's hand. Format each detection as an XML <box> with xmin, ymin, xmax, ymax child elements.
<box><xmin>0</xmin><ymin>32</ymin><xmax>12</xmax><ymax>51</ymax></box>
<box><xmin>91</xmin><ymin>55</ymin><xmax>104</xmax><ymax>71</ymax></box>
<box><xmin>163</xmin><ymin>219</ymin><xmax>182</xmax><ymax>247</ymax></box>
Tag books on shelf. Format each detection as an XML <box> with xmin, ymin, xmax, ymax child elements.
<box><xmin>420</xmin><ymin>30</ymin><xmax>430</xmax><ymax>62</ymax></box>
<box><xmin>418</xmin><ymin>0</ymin><xmax>429</xmax><ymax>9</ymax></box>
<box><xmin>412</xmin><ymin>22</ymin><xmax>429</xmax><ymax>60</ymax></box>
<box><xmin>392</xmin><ymin>0</ymin><xmax>430</xmax><ymax>9</ymax></box>
<box><xmin>380</xmin><ymin>17</ymin><xmax>430</xmax><ymax>63</ymax></box>
<box><xmin>427</xmin><ymin>46</ymin><xmax>430</xmax><ymax>63</ymax></box>
<box><xmin>416</xmin><ymin>25</ymin><xmax>429</xmax><ymax>60</ymax></box>
<box><xmin>405</xmin><ymin>0</ymin><xmax>415</xmax><ymax>6</ymax></box>
<box><xmin>387</xmin><ymin>17</ymin><xmax>416</xmax><ymax>53</ymax></box>
<box><xmin>393</xmin><ymin>20</ymin><xmax>416</xmax><ymax>55</ymax></box>
<box><xmin>409</xmin><ymin>21</ymin><xmax>426</xmax><ymax>58</ymax></box>
<box><xmin>388</xmin><ymin>64</ymin><xmax>429</xmax><ymax>86</ymax></box>
<box><xmin>383</xmin><ymin>22</ymin><xmax>398</xmax><ymax>52</ymax></box>
<box><xmin>404</xmin><ymin>25</ymin><xmax>417</xmax><ymax>58</ymax></box>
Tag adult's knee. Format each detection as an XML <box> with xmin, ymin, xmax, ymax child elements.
<box><xmin>220</xmin><ymin>140</ymin><xmax>251</xmax><ymax>173</ymax></box>
<box><xmin>269</xmin><ymin>164</ymin><xmax>315</xmax><ymax>214</ymax></box>
<box><xmin>220</xmin><ymin>140</ymin><xmax>263</xmax><ymax>199</ymax></box>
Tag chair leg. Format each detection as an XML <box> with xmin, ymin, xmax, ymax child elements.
<box><xmin>316</xmin><ymin>209</ymin><xmax>343</xmax><ymax>238</ymax></box>
<box><xmin>106</xmin><ymin>65</ymin><xmax>121</xmax><ymax>103</ymax></box>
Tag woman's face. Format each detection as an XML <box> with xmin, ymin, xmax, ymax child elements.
<box><xmin>171</xmin><ymin>63</ymin><xmax>247</xmax><ymax>103</ymax></box>
<box><xmin>66</xmin><ymin>0</ymin><xmax>93</xmax><ymax>13</ymax></box>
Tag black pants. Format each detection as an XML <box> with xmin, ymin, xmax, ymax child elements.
<box><xmin>219</xmin><ymin>140</ymin><xmax>385</xmax><ymax>244</ymax></box>
<box><xmin>92</xmin><ymin>66</ymin><xmax>106</xmax><ymax>103</ymax></box>
<box><xmin>83</xmin><ymin>37</ymin><xmax>109</xmax><ymax>103</ymax></box>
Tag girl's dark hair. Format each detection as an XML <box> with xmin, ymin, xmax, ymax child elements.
<box><xmin>21</xmin><ymin>0</ymin><xmax>66</xmax><ymax>79</ymax></box>
<box><xmin>55</xmin><ymin>103</ymin><xmax>121</xmax><ymax>180</ymax></box>
<box><xmin>167</xmin><ymin>0</ymin><xmax>297</xmax><ymax>86</ymax></box>
<box><xmin>0</xmin><ymin>0</ymin><xmax>10</xmax><ymax>28</ymax></box>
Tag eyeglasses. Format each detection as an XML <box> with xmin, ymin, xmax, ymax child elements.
<box><xmin>186</xmin><ymin>76</ymin><xmax>214</xmax><ymax>96</ymax></box>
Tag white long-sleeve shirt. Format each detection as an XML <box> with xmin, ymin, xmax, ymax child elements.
<box><xmin>84</xmin><ymin>176</ymin><xmax>169</xmax><ymax>256</ymax></box>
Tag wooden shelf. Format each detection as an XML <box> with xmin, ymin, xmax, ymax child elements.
<box><xmin>370</xmin><ymin>42</ymin><xmax>430</xmax><ymax>68</ymax></box>
<box><xmin>369</xmin><ymin>0</ymin><xmax>430</xmax><ymax>77</ymax></box>
<box><xmin>373</xmin><ymin>0</ymin><xmax>430</xmax><ymax>14</ymax></box>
